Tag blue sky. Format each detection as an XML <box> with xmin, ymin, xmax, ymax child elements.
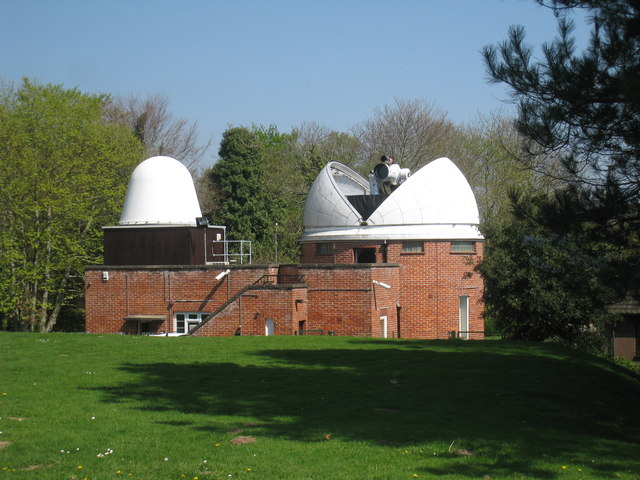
<box><xmin>1</xmin><ymin>0</ymin><xmax>589</xmax><ymax>166</ymax></box>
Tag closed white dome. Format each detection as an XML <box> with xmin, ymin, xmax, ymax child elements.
<box><xmin>119</xmin><ymin>156</ymin><xmax>202</xmax><ymax>226</ymax></box>
<box><xmin>300</xmin><ymin>157</ymin><xmax>482</xmax><ymax>241</ymax></box>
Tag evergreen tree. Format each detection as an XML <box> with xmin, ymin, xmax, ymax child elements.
<box><xmin>477</xmin><ymin>192</ymin><xmax>619</xmax><ymax>347</ymax></box>
<box><xmin>204</xmin><ymin>126</ymin><xmax>303</xmax><ymax>263</ymax></box>
<box><xmin>480</xmin><ymin>0</ymin><xmax>640</xmax><ymax>344</ymax></box>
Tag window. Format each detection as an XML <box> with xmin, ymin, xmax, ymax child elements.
<box><xmin>354</xmin><ymin>247</ymin><xmax>376</xmax><ymax>263</ymax></box>
<box><xmin>451</xmin><ymin>241</ymin><xmax>475</xmax><ymax>253</ymax></box>
<box><xmin>402</xmin><ymin>241</ymin><xmax>424</xmax><ymax>253</ymax></box>
<box><xmin>174</xmin><ymin>312</ymin><xmax>208</xmax><ymax>334</ymax></box>
<box><xmin>316</xmin><ymin>243</ymin><xmax>332</xmax><ymax>255</ymax></box>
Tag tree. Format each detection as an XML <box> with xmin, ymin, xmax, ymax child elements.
<box><xmin>480</xmin><ymin>0</ymin><xmax>640</xmax><ymax>343</ymax></box>
<box><xmin>483</xmin><ymin>0</ymin><xmax>640</xmax><ymax>190</ymax></box>
<box><xmin>477</xmin><ymin>192</ymin><xmax>619</xmax><ymax>346</ymax></box>
<box><xmin>105</xmin><ymin>93</ymin><xmax>212</xmax><ymax>171</ymax></box>
<box><xmin>294</xmin><ymin>122</ymin><xmax>362</xmax><ymax>182</ymax></box>
<box><xmin>0</xmin><ymin>79</ymin><xmax>143</xmax><ymax>331</ymax></box>
<box><xmin>457</xmin><ymin>112</ymin><xmax>559</xmax><ymax>223</ymax></box>
<box><xmin>351</xmin><ymin>98</ymin><xmax>459</xmax><ymax>172</ymax></box>
<box><xmin>202</xmin><ymin>126</ymin><xmax>303</xmax><ymax>263</ymax></box>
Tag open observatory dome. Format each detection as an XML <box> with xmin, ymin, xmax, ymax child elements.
<box><xmin>300</xmin><ymin>157</ymin><xmax>482</xmax><ymax>241</ymax></box>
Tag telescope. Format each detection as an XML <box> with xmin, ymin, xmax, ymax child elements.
<box><xmin>369</xmin><ymin>161</ymin><xmax>411</xmax><ymax>195</ymax></box>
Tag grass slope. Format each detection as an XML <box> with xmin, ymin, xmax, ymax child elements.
<box><xmin>0</xmin><ymin>333</ymin><xmax>639</xmax><ymax>479</ymax></box>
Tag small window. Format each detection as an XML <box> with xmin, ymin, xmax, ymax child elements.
<box><xmin>175</xmin><ymin>313</ymin><xmax>185</xmax><ymax>332</ymax></box>
<box><xmin>174</xmin><ymin>312</ymin><xmax>208</xmax><ymax>334</ymax></box>
<box><xmin>316</xmin><ymin>243</ymin><xmax>332</xmax><ymax>255</ymax></box>
<box><xmin>402</xmin><ymin>241</ymin><xmax>424</xmax><ymax>253</ymax></box>
<box><xmin>451</xmin><ymin>241</ymin><xmax>475</xmax><ymax>253</ymax></box>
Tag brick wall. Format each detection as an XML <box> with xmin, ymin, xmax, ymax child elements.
<box><xmin>299</xmin><ymin>264</ymin><xmax>400</xmax><ymax>337</ymax></box>
<box><xmin>85</xmin><ymin>265</ymin><xmax>278</xmax><ymax>334</ymax></box>
<box><xmin>85</xmin><ymin>239</ymin><xmax>483</xmax><ymax>340</ymax></box>
<box><xmin>192</xmin><ymin>285</ymin><xmax>308</xmax><ymax>337</ymax></box>
<box><xmin>299</xmin><ymin>239</ymin><xmax>484</xmax><ymax>339</ymax></box>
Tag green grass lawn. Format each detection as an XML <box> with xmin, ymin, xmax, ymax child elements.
<box><xmin>1</xmin><ymin>333</ymin><xmax>639</xmax><ymax>479</ymax></box>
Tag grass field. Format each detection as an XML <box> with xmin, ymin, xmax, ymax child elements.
<box><xmin>1</xmin><ymin>333</ymin><xmax>639</xmax><ymax>479</ymax></box>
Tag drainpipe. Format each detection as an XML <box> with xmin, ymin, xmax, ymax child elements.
<box><xmin>125</xmin><ymin>274</ymin><xmax>129</xmax><ymax>317</ymax></box>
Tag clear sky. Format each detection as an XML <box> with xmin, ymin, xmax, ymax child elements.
<box><xmin>1</xmin><ymin>0</ymin><xmax>589</xmax><ymax>166</ymax></box>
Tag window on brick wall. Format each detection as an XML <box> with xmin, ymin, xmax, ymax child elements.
<box><xmin>451</xmin><ymin>241</ymin><xmax>475</xmax><ymax>253</ymax></box>
<box><xmin>316</xmin><ymin>243</ymin><xmax>333</xmax><ymax>255</ymax></box>
<box><xmin>174</xmin><ymin>312</ymin><xmax>208</xmax><ymax>334</ymax></box>
<box><xmin>402</xmin><ymin>241</ymin><xmax>424</xmax><ymax>253</ymax></box>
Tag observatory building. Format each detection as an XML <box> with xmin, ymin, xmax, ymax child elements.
<box><xmin>101</xmin><ymin>156</ymin><xmax>226</xmax><ymax>266</ymax></box>
<box><xmin>85</xmin><ymin>155</ymin><xmax>484</xmax><ymax>338</ymax></box>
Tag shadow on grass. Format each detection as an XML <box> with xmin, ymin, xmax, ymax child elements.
<box><xmin>90</xmin><ymin>340</ymin><xmax>640</xmax><ymax>478</ymax></box>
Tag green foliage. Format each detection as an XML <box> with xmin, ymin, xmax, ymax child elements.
<box><xmin>294</xmin><ymin>125</ymin><xmax>362</xmax><ymax>182</ymax></box>
<box><xmin>612</xmin><ymin>354</ymin><xmax>640</xmax><ymax>376</ymax></box>
<box><xmin>478</xmin><ymin>192</ymin><xmax>620</xmax><ymax>345</ymax></box>
<box><xmin>1</xmin><ymin>333</ymin><xmax>639</xmax><ymax>479</ymax></box>
<box><xmin>483</xmin><ymin>0</ymin><xmax>640</xmax><ymax>189</ymax></box>
<box><xmin>0</xmin><ymin>79</ymin><xmax>143</xmax><ymax>331</ymax></box>
<box><xmin>456</xmin><ymin>113</ymin><xmax>556</xmax><ymax>224</ymax></box>
<box><xmin>481</xmin><ymin>0</ymin><xmax>640</xmax><ymax>343</ymax></box>
<box><xmin>203</xmin><ymin>126</ymin><xmax>304</xmax><ymax>263</ymax></box>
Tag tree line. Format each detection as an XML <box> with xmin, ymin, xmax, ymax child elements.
<box><xmin>1</xmin><ymin>0</ymin><xmax>637</xmax><ymax>356</ymax></box>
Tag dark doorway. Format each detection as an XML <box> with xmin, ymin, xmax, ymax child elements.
<box><xmin>354</xmin><ymin>248</ymin><xmax>376</xmax><ymax>263</ymax></box>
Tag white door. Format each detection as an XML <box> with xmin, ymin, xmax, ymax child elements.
<box><xmin>380</xmin><ymin>315</ymin><xmax>388</xmax><ymax>338</ymax></box>
<box><xmin>459</xmin><ymin>296</ymin><xmax>469</xmax><ymax>340</ymax></box>
<box><xmin>265</xmin><ymin>318</ymin><xmax>275</xmax><ymax>336</ymax></box>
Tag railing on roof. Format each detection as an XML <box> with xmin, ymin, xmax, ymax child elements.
<box><xmin>296</xmin><ymin>329</ymin><xmax>325</xmax><ymax>336</ymax></box>
<box><xmin>254</xmin><ymin>274</ymin><xmax>306</xmax><ymax>285</ymax></box>
<box><xmin>450</xmin><ymin>330</ymin><xmax>488</xmax><ymax>340</ymax></box>
<box><xmin>208</xmin><ymin>240</ymin><xmax>252</xmax><ymax>265</ymax></box>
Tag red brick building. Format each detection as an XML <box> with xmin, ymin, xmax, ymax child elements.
<box><xmin>85</xmin><ymin>156</ymin><xmax>484</xmax><ymax>339</ymax></box>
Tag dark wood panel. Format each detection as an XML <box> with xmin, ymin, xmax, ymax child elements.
<box><xmin>104</xmin><ymin>226</ymin><xmax>225</xmax><ymax>265</ymax></box>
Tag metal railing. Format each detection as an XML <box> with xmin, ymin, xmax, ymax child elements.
<box><xmin>254</xmin><ymin>274</ymin><xmax>306</xmax><ymax>285</ymax></box>
<box><xmin>209</xmin><ymin>240</ymin><xmax>252</xmax><ymax>265</ymax></box>
<box><xmin>450</xmin><ymin>330</ymin><xmax>486</xmax><ymax>339</ymax></box>
<box><xmin>296</xmin><ymin>329</ymin><xmax>324</xmax><ymax>336</ymax></box>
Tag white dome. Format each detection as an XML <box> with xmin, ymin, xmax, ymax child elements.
<box><xmin>302</xmin><ymin>162</ymin><xmax>367</xmax><ymax>229</ymax></box>
<box><xmin>119</xmin><ymin>156</ymin><xmax>202</xmax><ymax>226</ymax></box>
<box><xmin>300</xmin><ymin>157</ymin><xmax>482</xmax><ymax>241</ymax></box>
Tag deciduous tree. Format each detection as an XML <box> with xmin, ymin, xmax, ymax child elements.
<box><xmin>294</xmin><ymin>122</ymin><xmax>362</xmax><ymax>182</ymax></box>
<box><xmin>105</xmin><ymin>94</ymin><xmax>212</xmax><ymax>171</ymax></box>
<box><xmin>351</xmin><ymin>98</ymin><xmax>458</xmax><ymax>172</ymax></box>
<box><xmin>0</xmin><ymin>79</ymin><xmax>143</xmax><ymax>331</ymax></box>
